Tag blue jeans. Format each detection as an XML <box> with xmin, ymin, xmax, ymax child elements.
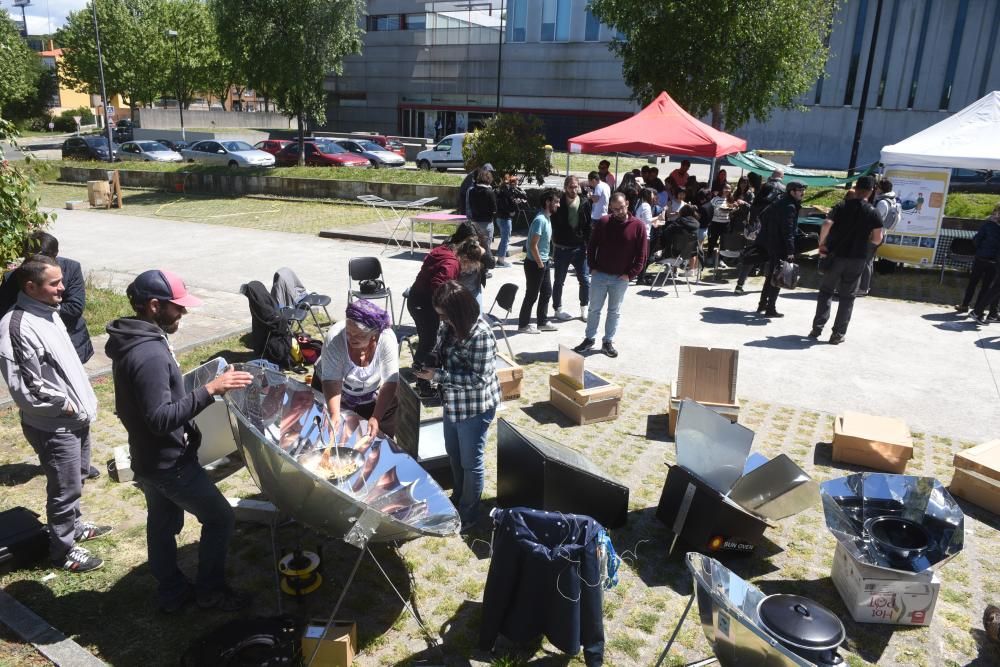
<box><xmin>552</xmin><ymin>245</ymin><xmax>590</xmax><ymax>310</ymax></box>
<box><xmin>135</xmin><ymin>460</ymin><xmax>235</xmax><ymax>607</ymax></box>
<box><xmin>495</xmin><ymin>218</ymin><xmax>512</xmax><ymax>260</ymax></box>
<box><xmin>585</xmin><ymin>270</ymin><xmax>629</xmax><ymax>343</ymax></box>
<box><xmin>474</xmin><ymin>220</ymin><xmax>495</xmax><ymax>252</ymax></box>
<box><xmin>443</xmin><ymin>406</ymin><xmax>496</xmax><ymax>527</ymax></box>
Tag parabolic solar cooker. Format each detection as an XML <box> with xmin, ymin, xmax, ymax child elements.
<box><xmin>222</xmin><ymin>362</ymin><xmax>460</xmax><ymax>543</ymax></box>
<box><xmin>656</xmin><ymin>553</ymin><xmax>846</xmax><ymax>666</ymax></box>
<box><xmin>820</xmin><ymin>473</ymin><xmax>964</xmax><ymax>573</ymax></box>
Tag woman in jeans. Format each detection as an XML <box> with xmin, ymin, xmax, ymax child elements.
<box><xmin>517</xmin><ymin>188</ymin><xmax>560</xmax><ymax>333</ymax></box>
<box><xmin>494</xmin><ymin>173</ymin><xmax>526</xmax><ymax>267</ymax></box>
<box><xmin>414</xmin><ymin>281</ymin><xmax>500</xmax><ymax>531</ymax></box>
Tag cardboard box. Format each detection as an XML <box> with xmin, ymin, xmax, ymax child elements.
<box><xmin>949</xmin><ymin>467</ymin><xmax>1000</xmax><ymax>515</ymax></box>
<box><xmin>831</xmin><ymin>542</ymin><xmax>940</xmax><ymax>626</ymax></box>
<box><xmin>495</xmin><ymin>353</ymin><xmax>523</xmax><ymax>401</ymax></box>
<box><xmin>953</xmin><ymin>440</ymin><xmax>1000</xmax><ymax>482</ymax></box>
<box><xmin>64</xmin><ymin>200</ymin><xmax>89</xmax><ymax>210</ymax></box>
<box><xmin>667</xmin><ymin>346</ymin><xmax>740</xmax><ymax>436</ymax></box>
<box><xmin>301</xmin><ymin>620</ymin><xmax>357</xmax><ymax>666</ymax></box>
<box><xmin>87</xmin><ymin>180</ymin><xmax>111</xmax><ymax>207</ymax></box>
<box><xmin>549</xmin><ymin>371</ymin><xmax>622</xmax><ymax>425</ymax></box>
<box><xmin>832</xmin><ymin>412</ymin><xmax>913</xmax><ymax>473</ymax></box>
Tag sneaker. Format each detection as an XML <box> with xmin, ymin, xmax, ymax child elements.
<box><xmin>573</xmin><ymin>338</ymin><xmax>595</xmax><ymax>353</ymax></box>
<box><xmin>601</xmin><ymin>341</ymin><xmax>618</xmax><ymax>358</ymax></box>
<box><xmin>972</xmin><ymin>311</ymin><xmax>988</xmax><ymax>325</ymax></box>
<box><xmin>538</xmin><ymin>323</ymin><xmax>558</xmax><ymax>332</ymax></box>
<box><xmin>496</xmin><ymin>260</ymin><xmax>512</xmax><ymax>268</ymax></box>
<box><xmin>829</xmin><ymin>333</ymin><xmax>846</xmax><ymax>345</ymax></box>
<box><xmin>755</xmin><ymin>306</ymin><xmax>767</xmax><ymax>315</ymax></box>
<box><xmin>76</xmin><ymin>522</ymin><xmax>112</xmax><ymax>542</ymax></box>
<box><xmin>84</xmin><ymin>465</ymin><xmax>101</xmax><ymax>481</ymax></box>
<box><xmin>159</xmin><ymin>585</ymin><xmax>195</xmax><ymax>614</ymax></box>
<box><xmin>808</xmin><ymin>328</ymin><xmax>822</xmax><ymax>339</ymax></box>
<box><xmin>196</xmin><ymin>587</ymin><xmax>251</xmax><ymax>612</ymax></box>
<box><xmin>734</xmin><ymin>285</ymin><xmax>745</xmax><ymax>294</ymax></box>
<box><xmin>554</xmin><ymin>309</ymin><xmax>573</xmax><ymax>321</ymax></box>
<box><xmin>517</xmin><ymin>326</ymin><xmax>540</xmax><ymax>334</ymax></box>
<box><xmin>763</xmin><ymin>310</ymin><xmax>784</xmax><ymax>318</ymax></box>
<box><xmin>54</xmin><ymin>545</ymin><xmax>103</xmax><ymax>573</ymax></box>
<box><xmin>955</xmin><ymin>304</ymin><xmax>969</xmax><ymax>313</ymax></box>
<box><xmin>989</xmin><ymin>313</ymin><xmax>1000</xmax><ymax>322</ymax></box>
<box><xmin>717</xmin><ymin>260</ymin><xmax>730</xmax><ymax>269</ymax></box>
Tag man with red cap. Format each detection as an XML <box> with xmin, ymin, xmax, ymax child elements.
<box><xmin>106</xmin><ymin>269</ymin><xmax>253</xmax><ymax>613</ymax></box>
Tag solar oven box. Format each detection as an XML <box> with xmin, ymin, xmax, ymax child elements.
<box><xmin>495</xmin><ymin>353</ymin><xmax>523</xmax><ymax>401</ymax></box>
<box><xmin>832</xmin><ymin>412</ymin><xmax>913</xmax><ymax>474</ymax></box>
<box><xmin>548</xmin><ymin>345</ymin><xmax>622</xmax><ymax>425</ymax></box>
<box><xmin>668</xmin><ymin>346</ymin><xmax>740</xmax><ymax>437</ymax></box>
<box><xmin>949</xmin><ymin>439</ymin><xmax>1000</xmax><ymax>515</ymax></box>
<box><xmin>831</xmin><ymin>542</ymin><xmax>940</xmax><ymax>626</ymax></box>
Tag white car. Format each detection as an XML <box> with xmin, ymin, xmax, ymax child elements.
<box><xmin>416</xmin><ymin>133</ymin><xmax>468</xmax><ymax>171</ymax></box>
<box><xmin>180</xmin><ymin>140</ymin><xmax>276</xmax><ymax>168</ymax></box>
<box><xmin>118</xmin><ymin>140</ymin><xmax>183</xmax><ymax>163</ymax></box>
<box><xmin>333</xmin><ymin>139</ymin><xmax>406</xmax><ymax>168</ymax></box>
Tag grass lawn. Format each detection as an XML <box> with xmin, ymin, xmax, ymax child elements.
<box><xmin>82</xmin><ymin>277</ymin><xmax>133</xmax><ymax>337</ymax></box>
<box><xmin>0</xmin><ymin>328</ymin><xmax>996</xmax><ymax>666</ymax></box>
<box><xmin>803</xmin><ymin>187</ymin><xmax>999</xmax><ymax>218</ymax></box>
<box><xmin>552</xmin><ymin>151</ymin><xmax>651</xmax><ymax>175</ymax></box>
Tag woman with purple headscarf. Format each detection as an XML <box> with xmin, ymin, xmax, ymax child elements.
<box><xmin>318</xmin><ymin>299</ymin><xmax>399</xmax><ymax>437</ymax></box>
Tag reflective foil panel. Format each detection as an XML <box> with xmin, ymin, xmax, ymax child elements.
<box><xmin>676</xmin><ymin>399</ymin><xmax>755</xmax><ymax>495</ymax></box>
<box><xmin>224</xmin><ymin>364</ymin><xmax>460</xmax><ymax>542</ymax></box>
<box><xmin>729</xmin><ymin>454</ymin><xmax>819</xmax><ymax>522</ymax></box>
<box><xmin>820</xmin><ymin>473</ymin><xmax>964</xmax><ymax>573</ymax></box>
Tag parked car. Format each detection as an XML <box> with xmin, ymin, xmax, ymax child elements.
<box><xmin>369</xmin><ymin>134</ymin><xmax>407</xmax><ymax>159</ymax></box>
<box><xmin>333</xmin><ymin>138</ymin><xmax>406</xmax><ymax>168</ymax></box>
<box><xmin>273</xmin><ymin>140</ymin><xmax>370</xmax><ymax>168</ymax></box>
<box><xmin>155</xmin><ymin>139</ymin><xmax>189</xmax><ymax>152</ymax></box>
<box><xmin>416</xmin><ymin>132</ymin><xmax>468</xmax><ymax>171</ymax></box>
<box><xmin>180</xmin><ymin>140</ymin><xmax>275</xmax><ymax>168</ymax></box>
<box><xmin>61</xmin><ymin>136</ymin><xmax>119</xmax><ymax>161</ymax></box>
<box><xmin>118</xmin><ymin>140</ymin><xmax>183</xmax><ymax>162</ymax></box>
<box><xmin>253</xmin><ymin>139</ymin><xmax>292</xmax><ymax>155</ymax></box>
<box><xmin>113</xmin><ymin>118</ymin><xmax>133</xmax><ymax>142</ymax></box>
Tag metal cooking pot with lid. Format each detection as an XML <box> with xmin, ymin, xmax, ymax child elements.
<box><xmin>757</xmin><ymin>594</ymin><xmax>845</xmax><ymax>666</ymax></box>
<box><xmin>864</xmin><ymin>515</ymin><xmax>932</xmax><ymax>567</ymax></box>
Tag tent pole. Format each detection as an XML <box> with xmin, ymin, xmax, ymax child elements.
<box><xmin>709</xmin><ymin>157</ymin><xmax>716</xmax><ymax>185</ymax></box>
<box><xmin>566</xmin><ymin>152</ymin><xmax>570</xmax><ymax>177</ymax></box>
<box><xmin>615</xmin><ymin>154</ymin><xmax>619</xmax><ymax>183</ymax></box>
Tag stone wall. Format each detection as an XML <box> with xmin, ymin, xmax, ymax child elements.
<box><xmin>134</xmin><ymin>109</ymin><xmax>294</xmax><ymax>130</ymax></box>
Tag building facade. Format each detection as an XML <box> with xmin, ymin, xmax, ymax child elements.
<box><xmin>325</xmin><ymin>0</ymin><xmax>1000</xmax><ymax>168</ymax></box>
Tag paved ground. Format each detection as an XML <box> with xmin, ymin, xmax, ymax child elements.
<box><xmin>49</xmin><ymin>206</ymin><xmax>1000</xmax><ymax>442</ymax></box>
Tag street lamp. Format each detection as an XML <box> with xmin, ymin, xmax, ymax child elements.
<box><xmin>166</xmin><ymin>30</ymin><xmax>185</xmax><ymax>141</ymax></box>
<box><xmin>90</xmin><ymin>0</ymin><xmax>115</xmax><ymax>162</ymax></box>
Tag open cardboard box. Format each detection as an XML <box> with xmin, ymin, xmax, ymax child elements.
<box><xmin>548</xmin><ymin>345</ymin><xmax>622</xmax><ymax>425</ymax></box>
<box><xmin>950</xmin><ymin>439</ymin><xmax>1000</xmax><ymax>515</ymax></box>
<box><xmin>832</xmin><ymin>412</ymin><xmax>913</xmax><ymax>473</ymax></box>
<box><xmin>301</xmin><ymin>620</ymin><xmax>357</xmax><ymax>666</ymax></box>
<box><xmin>831</xmin><ymin>542</ymin><xmax>940</xmax><ymax>626</ymax></box>
<box><xmin>495</xmin><ymin>352</ymin><xmax>523</xmax><ymax>401</ymax></box>
<box><xmin>667</xmin><ymin>346</ymin><xmax>739</xmax><ymax>436</ymax></box>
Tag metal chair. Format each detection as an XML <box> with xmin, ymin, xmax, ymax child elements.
<box><xmin>398</xmin><ymin>286</ymin><xmax>410</xmax><ymax>327</ymax></box>
<box><xmin>483</xmin><ymin>283</ymin><xmax>518</xmax><ymax>358</ymax></box>
<box><xmin>297</xmin><ymin>293</ymin><xmax>333</xmax><ymax>331</ymax></box>
<box><xmin>714</xmin><ymin>231</ymin><xmax>747</xmax><ymax>277</ymax></box>
<box><xmin>939</xmin><ymin>237</ymin><xmax>977</xmax><ymax>283</ymax></box>
<box><xmin>278</xmin><ymin>305</ymin><xmax>309</xmax><ymax>336</ymax></box>
<box><xmin>347</xmin><ymin>256</ymin><xmax>394</xmax><ymax>323</ymax></box>
<box><xmin>652</xmin><ymin>234</ymin><xmax>699</xmax><ymax>297</ymax></box>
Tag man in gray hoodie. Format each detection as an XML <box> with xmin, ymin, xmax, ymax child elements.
<box><xmin>0</xmin><ymin>255</ymin><xmax>109</xmax><ymax>573</ymax></box>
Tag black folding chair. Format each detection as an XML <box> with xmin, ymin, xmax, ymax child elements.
<box><xmin>940</xmin><ymin>237</ymin><xmax>977</xmax><ymax>284</ymax></box>
<box><xmin>347</xmin><ymin>257</ymin><xmax>394</xmax><ymax>323</ymax></box>
<box><xmin>484</xmin><ymin>283</ymin><xmax>518</xmax><ymax>358</ymax></box>
<box><xmin>652</xmin><ymin>234</ymin><xmax>698</xmax><ymax>297</ymax></box>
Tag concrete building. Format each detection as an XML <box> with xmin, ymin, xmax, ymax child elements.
<box><xmin>325</xmin><ymin>0</ymin><xmax>1000</xmax><ymax>169</ymax></box>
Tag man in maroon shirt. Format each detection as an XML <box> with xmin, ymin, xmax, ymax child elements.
<box><xmin>573</xmin><ymin>193</ymin><xmax>647</xmax><ymax>358</ymax></box>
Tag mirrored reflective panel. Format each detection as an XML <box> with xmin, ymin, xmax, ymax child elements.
<box><xmin>224</xmin><ymin>364</ymin><xmax>460</xmax><ymax>542</ymax></box>
<box><xmin>820</xmin><ymin>473</ymin><xmax>964</xmax><ymax>573</ymax></box>
<box><xmin>729</xmin><ymin>454</ymin><xmax>819</xmax><ymax>522</ymax></box>
<box><xmin>182</xmin><ymin>358</ymin><xmax>238</xmax><ymax>465</ymax></box>
<box><xmin>183</xmin><ymin>357</ymin><xmax>227</xmax><ymax>394</ymax></box>
<box><xmin>675</xmin><ymin>399</ymin><xmax>754</xmax><ymax>495</ymax></box>
<box><xmin>557</xmin><ymin>344</ymin><xmax>585</xmax><ymax>389</ymax></box>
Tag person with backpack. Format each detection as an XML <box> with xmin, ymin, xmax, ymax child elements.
<box><xmin>858</xmin><ymin>179</ymin><xmax>901</xmax><ymax>296</ymax></box>
<box><xmin>964</xmin><ymin>203</ymin><xmax>1000</xmax><ymax>323</ymax></box>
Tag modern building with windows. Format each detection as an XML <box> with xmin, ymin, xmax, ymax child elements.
<box><xmin>324</xmin><ymin>0</ymin><xmax>1000</xmax><ymax>168</ymax></box>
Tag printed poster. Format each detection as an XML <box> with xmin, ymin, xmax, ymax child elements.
<box><xmin>877</xmin><ymin>166</ymin><xmax>950</xmax><ymax>266</ymax></box>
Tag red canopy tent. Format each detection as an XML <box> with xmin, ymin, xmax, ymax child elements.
<box><xmin>567</xmin><ymin>91</ymin><xmax>746</xmax><ymax>158</ymax></box>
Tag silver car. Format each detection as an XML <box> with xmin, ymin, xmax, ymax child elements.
<box><xmin>180</xmin><ymin>140</ymin><xmax>276</xmax><ymax>168</ymax></box>
<box><xmin>334</xmin><ymin>139</ymin><xmax>406</xmax><ymax>168</ymax></box>
<box><xmin>118</xmin><ymin>140</ymin><xmax>183</xmax><ymax>163</ymax></box>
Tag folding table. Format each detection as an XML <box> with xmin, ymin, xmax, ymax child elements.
<box><xmin>356</xmin><ymin>195</ymin><xmax>438</xmax><ymax>253</ymax></box>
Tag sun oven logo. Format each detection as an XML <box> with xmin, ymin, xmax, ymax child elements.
<box><xmin>708</xmin><ymin>536</ymin><xmax>755</xmax><ymax>553</ymax></box>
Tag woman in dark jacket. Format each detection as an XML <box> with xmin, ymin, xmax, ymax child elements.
<box><xmin>467</xmin><ymin>169</ymin><xmax>498</xmax><ymax>257</ymax></box>
<box><xmin>495</xmin><ymin>174</ymin><xmax>527</xmax><ymax>267</ymax></box>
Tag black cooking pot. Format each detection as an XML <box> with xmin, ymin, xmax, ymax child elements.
<box><xmin>757</xmin><ymin>594</ymin><xmax>845</xmax><ymax>666</ymax></box>
<box><xmin>864</xmin><ymin>516</ymin><xmax>932</xmax><ymax>568</ymax></box>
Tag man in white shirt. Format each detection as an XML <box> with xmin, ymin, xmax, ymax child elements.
<box><xmin>587</xmin><ymin>171</ymin><xmax>611</xmax><ymax>222</ymax></box>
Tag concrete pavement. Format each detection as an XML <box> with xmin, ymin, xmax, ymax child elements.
<box><xmin>49</xmin><ymin>205</ymin><xmax>1000</xmax><ymax>442</ymax></box>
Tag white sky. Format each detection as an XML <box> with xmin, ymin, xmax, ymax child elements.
<box><xmin>3</xmin><ymin>0</ymin><xmax>88</xmax><ymax>34</ymax></box>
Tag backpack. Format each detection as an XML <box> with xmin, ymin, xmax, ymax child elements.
<box><xmin>878</xmin><ymin>195</ymin><xmax>902</xmax><ymax>231</ymax></box>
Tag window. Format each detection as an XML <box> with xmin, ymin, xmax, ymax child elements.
<box><xmin>584</xmin><ymin>9</ymin><xmax>601</xmax><ymax>41</ymax></box>
<box><xmin>541</xmin><ymin>0</ymin><xmax>570</xmax><ymax>42</ymax></box>
<box><xmin>875</xmin><ymin>0</ymin><xmax>901</xmax><ymax>107</ymax></box>
<box><xmin>436</xmin><ymin>138</ymin><xmax>452</xmax><ymax>151</ymax></box>
<box><xmin>405</xmin><ymin>13</ymin><xmax>426</xmax><ymax>30</ymax></box>
<box><xmin>980</xmin><ymin>7</ymin><xmax>999</xmax><ymax>97</ymax></box>
<box><xmin>939</xmin><ymin>0</ymin><xmax>970</xmax><ymax>110</ymax></box>
<box><xmin>367</xmin><ymin>15</ymin><xmax>401</xmax><ymax>31</ymax></box>
<box><xmin>907</xmin><ymin>0</ymin><xmax>934</xmax><ymax>109</ymax></box>
<box><xmin>507</xmin><ymin>0</ymin><xmax>527</xmax><ymax>42</ymax></box>
<box><xmin>843</xmin><ymin>0</ymin><xmax>869</xmax><ymax>105</ymax></box>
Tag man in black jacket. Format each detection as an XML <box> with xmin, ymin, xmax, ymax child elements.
<box><xmin>551</xmin><ymin>176</ymin><xmax>592</xmax><ymax>321</ymax></box>
<box><xmin>106</xmin><ymin>269</ymin><xmax>252</xmax><ymax>613</ymax></box>
<box><xmin>756</xmin><ymin>181</ymin><xmax>806</xmax><ymax>318</ymax></box>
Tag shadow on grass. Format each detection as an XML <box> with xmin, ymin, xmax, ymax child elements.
<box><xmin>513</xmin><ymin>350</ymin><xmax>559</xmax><ymax>365</ymax></box>
<box><xmin>519</xmin><ymin>402</ymin><xmax>577</xmax><ymax>429</ymax></box>
<box><xmin>644</xmin><ymin>414</ymin><xmax>671</xmax><ymax>443</ymax></box>
<box><xmin>0</xmin><ymin>462</ymin><xmax>42</xmax><ymax>486</ymax></box>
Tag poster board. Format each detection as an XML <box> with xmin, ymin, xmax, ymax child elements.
<box><xmin>877</xmin><ymin>166</ymin><xmax>950</xmax><ymax>266</ymax></box>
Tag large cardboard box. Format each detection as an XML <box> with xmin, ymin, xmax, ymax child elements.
<box><xmin>832</xmin><ymin>412</ymin><xmax>913</xmax><ymax>473</ymax></box>
<box><xmin>87</xmin><ymin>180</ymin><xmax>111</xmax><ymax>207</ymax></box>
<box><xmin>667</xmin><ymin>346</ymin><xmax>740</xmax><ymax>436</ymax></box>
<box><xmin>547</xmin><ymin>345</ymin><xmax>622</xmax><ymax>425</ymax></box>
<box><xmin>949</xmin><ymin>440</ymin><xmax>1000</xmax><ymax>514</ymax></box>
<box><xmin>831</xmin><ymin>542</ymin><xmax>940</xmax><ymax>626</ymax></box>
<box><xmin>301</xmin><ymin>620</ymin><xmax>357</xmax><ymax>666</ymax></box>
<box><xmin>495</xmin><ymin>353</ymin><xmax>523</xmax><ymax>401</ymax></box>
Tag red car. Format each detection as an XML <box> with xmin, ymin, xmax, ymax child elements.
<box><xmin>274</xmin><ymin>140</ymin><xmax>370</xmax><ymax>167</ymax></box>
<box><xmin>371</xmin><ymin>135</ymin><xmax>406</xmax><ymax>159</ymax></box>
<box><xmin>253</xmin><ymin>139</ymin><xmax>292</xmax><ymax>155</ymax></box>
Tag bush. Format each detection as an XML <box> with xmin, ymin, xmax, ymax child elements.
<box><xmin>52</xmin><ymin>106</ymin><xmax>96</xmax><ymax>132</ymax></box>
<box><xmin>462</xmin><ymin>113</ymin><xmax>551</xmax><ymax>184</ymax></box>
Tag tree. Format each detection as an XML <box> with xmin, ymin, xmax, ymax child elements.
<box><xmin>0</xmin><ymin>10</ymin><xmax>39</xmax><ymax>110</ymax></box>
<box><xmin>158</xmin><ymin>0</ymin><xmax>225</xmax><ymax>108</ymax></box>
<box><xmin>0</xmin><ymin>119</ymin><xmax>53</xmax><ymax>266</ymax></box>
<box><xmin>212</xmin><ymin>0</ymin><xmax>364</xmax><ymax>164</ymax></box>
<box><xmin>462</xmin><ymin>114</ymin><xmax>551</xmax><ymax>183</ymax></box>
<box><xmin>589</xmin><ymin>0</ymin><xmax>838</xmax><ymax>131</ymax></box>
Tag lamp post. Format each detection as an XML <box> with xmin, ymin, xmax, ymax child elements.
<box><xmin>846</xmin><ymin>0</ymin><xmax>884</xmax><ymax>184</ymax></box>
<box><xmin>166</xmin><ymin>30</ymin><xmax>186</xmax><ymax>141</ymax></box>
<box><xmin>496</xmin><ymin>0</ymin><xmax>504</xmax><ymax>113</ymax></box>
<box><xmin>90</xmin><ymin>0</ymin><xmax>115</xmax><ymax>162</ymax></box>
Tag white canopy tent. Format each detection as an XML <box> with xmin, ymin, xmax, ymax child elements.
<box><xmin>880</xmin><ymin>91</ymin><xmax>1000</xmax><ymax>169</ymax></box>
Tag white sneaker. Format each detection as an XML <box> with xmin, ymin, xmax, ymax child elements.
<box><xmin>554</xmin><ymin>309</ymin><xmax>573</xmax><ymax>321</ymax></box>
<box><xmin>580</xmin><ymin>306</ymin><xmax>588</xmax><ymax>322</ymax></box>
<box><xmin>517</xmin><ymin>326</ymin><xmax>540</xmax><ymax>334</ymax></box>
<box><xmin>497</xmin><ymin>260</ymin><xmax>512</xmax><ymax>267</ymax></box>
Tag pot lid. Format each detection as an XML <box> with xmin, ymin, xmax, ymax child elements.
<box><xmin>757</xmin><ymin>594</ymin><xmax>844</xmax><ymax>650</ymax></box>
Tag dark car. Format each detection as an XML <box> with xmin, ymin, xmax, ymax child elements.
<box><xmin>62</xmin><ymin>136</ymin><xmax>119</xmax><ymax>161</ymax></box>
<box><xmin>113</xmin><ymin>118</ymin><xmax>134</xmax><ymax>142</ymax></box>
<box><xmin>155</xmin><ymin>139</ymin><xmax>189</xmax><ymax>152</ymax></box>
<box><xmin>274</xmin><ymin>140</ymin><xmax>370</xmax><ymax>167</ymax></box>
<box><xmin>253</xmin><ymin>139</ymin><xmax>292</xmax><ymax>156</ymax></box>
